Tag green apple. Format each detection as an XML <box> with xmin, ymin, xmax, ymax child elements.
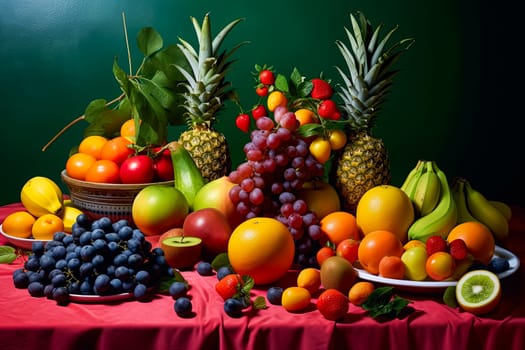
<box><xmin>161</xmin><ymin>235</ymin><xmax>202</xmax><ymax>270</ymax></box>
<box><xmin>401</xmin><ymin>246</ymin><xmax>428</xmax><ymax>281</ymax></box>
<box><xmin>297</xmin><ymin>180</ymin><xmax>340</xmax><ymax>219</ymax></box>
<box><xmin>132</xmin><ymin>184</ymin><xmax>189</xmax><ymax>236</ymax></box>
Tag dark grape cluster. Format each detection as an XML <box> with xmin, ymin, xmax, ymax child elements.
<box><xmin>228</xmin><ymin>108</ymin><xmax>327</xmax><ymax>267</ymax></box>
<box><xmin>12</xmin><ymin>214</ymin><xmax>174</xmax><ymax>305</ymax></box>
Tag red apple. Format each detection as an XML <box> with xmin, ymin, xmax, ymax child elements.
<box><xmin>297</xmin><ymin>180</ymin><xmax>341</xmax><ymax>219</ymax></box>
<box><xmin>182</xmin><ymin>208</ymin><xmax>232</xmax><ymax>261</ymax></box>
<box><xmin>192</xmin><ymin>176</ymin><xmax>242</xmax><ymax>228</ymax></box>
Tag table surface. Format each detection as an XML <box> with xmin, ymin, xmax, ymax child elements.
<box><xmin>1</xmin><ymin>202</ymin><xmax>525</xmax><ymax>350</ymax></box>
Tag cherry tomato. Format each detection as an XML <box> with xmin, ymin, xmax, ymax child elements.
<box><xmin>259</xmin><ymin>69</ymin><xmax>275</xmax><ymax>85</ymax></box>
<box><xmin>235</xmin><ymin>113</ymin><xmax>250</xmax><ymax>132</ymax></box>
<box><xmin>251</xmin><ymin>105</ymin><xmax>267</xmax><ymax>120</ymax></box>
<box><xmin>119</xmin><ymin>155</ymin><xmax>155</xmax><ymax>184</ymax></box>
<box><xmin>255</xmin><ymin>85</ymin><xmax>268</xmax><ymax>97</ymax></box>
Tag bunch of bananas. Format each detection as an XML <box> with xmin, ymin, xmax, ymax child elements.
<box><xmin>451</xmin><ymin>177</ymin><xmax>510</xmax><ymax>241</ymax></box>
<box><xmin>401</xmin><ymin>160</ymin><xmax>457</xmax><ymax>242</ymax></box>
<box><xmin>20</xmin><ymin>176</ymin><xmax>83</xmax><ymax>233</ymax></box>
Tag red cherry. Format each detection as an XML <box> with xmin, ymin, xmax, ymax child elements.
<box><xmin>259</xmin><ymin>69</ymin><xmax>275</xmax><ymax>85</ymax></box>
<box><xmin>251</xmin><ymin>105</ymin><xmax>267</xmax><ymax>120</ymax></box>
<box><xmin>235</xmin><ymin>113</ymin><xmax>250</xmax><ymax>132</ymax></box>
<box><xmin>255</xmin><ymin>85</ymin><xmax>268</xmax><ymax>97</ymax></box>
<box><xmin>317</xmin><ymin>99</ymin><xmax>338</xmax><ymax>119</ymax></box>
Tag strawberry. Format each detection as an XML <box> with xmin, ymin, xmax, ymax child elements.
<box><xmin>259</xmin><ymin>69</ymin><xmax>275</xmax><ymax>85</ymax></box>
<box><xmin>317</xmin><ymin>99</ymin><xmax>338</xmax><ymax>119</ymax></box>
<box><xmin>235</xmin><ymin>113</ymin><xmax>250</xmax><ymax>132</ymax></box>
<box><xmin>448</xmin><ymin>239</ymin><xmax>468</xmax><ymax>260</ymax></box>
<box><xmin>425</xmin><ymin>235</ymin><xmax>447</xmax><ymax>256</ymax></box>
<box><xmin>317</xmin><ymin>288</ymin><xmax>349</xmax><ymax>321</ymax></box>
<box><xmin>251</xmin><ymin>105</ymin><xmax>267</xmax><ymax>120</ymax></box>
<box><xmin>311</xmin><ymin>78</ymin><xmax>333</xmax><ymax>100</ymax></box>
<box><xmin>215</xmin><ymin>274</ymin><xmax>243</xmax><ymax>301</ymax></box>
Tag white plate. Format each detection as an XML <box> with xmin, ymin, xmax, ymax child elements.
<box><xmin>0</xmin><ymin>224</ymin><xmax>50</xmax><ymax>250</ymax></box>
<box><xmin>354</xmin><ymin>245</ymin><xmax>520</xmax><ymax>292</ymax></box>
<box><xmin>69</xmin><ymin>292</ymin><xmax>134</xmax><ymax>303</ymax></box>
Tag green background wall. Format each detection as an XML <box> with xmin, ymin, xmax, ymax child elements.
<box><xmin>1</xmin><ymin>0</ymin><xmax>522</xmax><ymax>207</ymax></box>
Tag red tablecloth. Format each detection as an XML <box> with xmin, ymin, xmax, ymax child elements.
<box><xmin>1</xmin><ymin>203</ymin><xmax>525</xmax><ymax>350</ymax></box>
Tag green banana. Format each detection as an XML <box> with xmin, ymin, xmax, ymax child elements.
<box><xmin>20</xmin><ymin>176</ymin><xmax>64</xmax><ymax>217</ymax></box>
<box><xmin>488</xmin><ymin>200</ymin><xmax>512</xmax><ymax>221</ymax></box>
<box><xmin>464</xmin><ymin>181</ymin><xmax>509</xmax><ymax>241</ymax></box>
<box><xmin>450</xmin><ymin>177</ymin><xmax>479</xmax><ymax>224</ymax></box>
<box><xmin>412</xmin><ymin>161</ymin><xmax>441</xmax><ymax>216</ymax></box>
<box><xmin>407</xmin><ymin>162</ymin><xmax>457</xmax><ymax>242</ymax></box>
<box><xmin>400</xmin><ymin>160</ymin><xmax>425</xmax><ymax>200</ymax></box>
<box><xmin>168</xmin><ymin>141</ymin><xmax>205</xmax><ymax>210</ymax></box>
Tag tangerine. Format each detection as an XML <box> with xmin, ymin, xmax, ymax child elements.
<box><xmin>378</xmin><ymin>255</ymin><xmax>406</xmax><ymax>279</ymax></box>
<box><xmin>348</xmin><ymin>281</ymin><xmax>375</xmax><ymax>306</ymax></box>
<box><xmin>320</xmin><ymin>211</ymin><xmax>360</xmax><ymax>247</ymax></box>
<box><xmin>78</xmin><ymin>135</ymin><xmax>108</xmax><ymax>160</ymax></box>
<box><xmin>100</xmin><ymin>136</ymin><xmax>134</xmax><ymax>165</ymax></box>
<box><xmin>447</xmin><ymin>222</ymin><xmax>495</xmax><ymax>265</ymax></box>
<box><xmin>294</xmin><ymin>108</ymin><xmax>316</xmax><ymax>125</ymax></box>
<box><xmin>1</xmin><ymin>211</ymin><xmax>36</xmax><ymax>238</ymax></box>
<box><xmin>356</xmin><ymin>185</ymin><xmax>415</xmax><ymax>243</ymax></box>
<box><xmin>267</xmin><ymin>91</ymin><xmax>288</xmax><ymax>112</ymax></box>
<box><xmin>281</xmin><ymin>286</ymin><xmax>311</xmax><ymax>312</ymax></box>
<box><xmin>357</xmin><ymin>230</ymin><xmax>404</xmax><ymax>275</ymax></box>
<box><xmin>228</xmin><ymin>217</ymin><xmax>295</xmax><ymax>285</ymax></box>
<box><xmin>296</xmin><ymin>268</ymin><xmax>321</xmax><ymax>295</ymax></box>
<box><xmin>85</xmin><ymin>159</ymin><xmax>120</xmax><ymax>183</ymax></box>
<box><xmin>32</xmin><ymin>214</ymin><xmax>64</xmax><ymax>240</ymax></box>
<box><xmin>120</xmin><ymin>119</ymin><xmax>138</xmax><ymax>141</ymax></box>
<box><xmin>65</xmin><ymin>152</ymin><xmax>97</xmax><ymax>180</ymax></box>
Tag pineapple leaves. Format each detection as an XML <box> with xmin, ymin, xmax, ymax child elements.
<box><xmin>137</xmin><ymin>27</ymin><xmax>163</xmax><ymax>57</ymax></box>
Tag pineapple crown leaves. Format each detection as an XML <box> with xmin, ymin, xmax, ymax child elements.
<box><xmin>174</xmin><ymin>13</ymin><xmax>249</xmax><ymax>127</ymax></box>
<box><xmin>335</xmin><ymin>11</ymin><xmax>414</xmax><ymax>132</ymax></box>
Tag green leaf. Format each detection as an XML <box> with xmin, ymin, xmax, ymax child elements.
<box><xmin>211</xmin><ymin>252</ymin><xmax>230</xmax><ymax>271</ymax></box>
<box><xmin>274</xmin><ymin>74</ymin><xmax>289</xmax><ymax>93</ymax></box>
<box><xmin>290</xmin><ymin>67</ymin><xmax>303</xmax><ymax>88</ymax></box>
<box><xmin>443</xmin><ymin>286</ymin><xmax>458</xmax><ymax>308</ymax></box>
<box><xmin>297</xmin><ymin>80</ymin><xmax>313</xmax><ymax>98</ymax></box>
<box><xmin>361</xmin><ymin>286</ymin><xmax>410</xmax><ymax>320</ymax></box>
<box><xmin>296</xmin><ymin>123</ymin><xmax>324</xmax><ymax>138</ymax></box>
<box><xmin>137</xmin><ymin>27</ymin><xmax>164</xmax><ymax>57</ymax></box>
<box><xmin>83</xmin><ymin>99</ymin><xmax>130</xmax><ymax>138</ymax></box>
<box><xmin>253</xmin><ymin>296</ymin><xmax>267</xmax><ymax>310</ymax></box>
<box><xmin>157</xmin><ymin>269</ymin><xmax>187</xmax><ymax>292</ymax></box>
<box><xmin>0</xmin><ymin>246</ymin><xmax>16</xmax><ymax>264</ymax></box>
<box><xmin>113</xmin><ymin>58</ymin><xmax>130</xmax><ymax>95</ymax></box>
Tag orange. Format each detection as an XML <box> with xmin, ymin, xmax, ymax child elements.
<box><xmin>85</xmin><ymin>159</ymin><xmax>120</xmax><ymax>183</ymax></box>
<box><xmin>267</xmin><ymin>91</ymin><xmax>288</xmax><ymax>112</ymax></box>
<box><xmin>357</xmin><ymin>230</ymin><xmax>404</xmax><ymax>275</ymax></box>
<box><xmin>447</xmin><ymin>222</ymin><xmax>495</xmax><ymax>265</ymax></box>
<box><xmin>281</xmin><ymin>286</ymin><xmax>311</xmax><ymax>312</ymax></box>
<box><xmin>294</xmin><ymin>108</ymin><xmax>316</xmax><ymax>126</ymax></box>
<box><xmin>403</xmin><ymin>239</ymin><xmax>426</xmax><ymax>250</ymax></box>
<box><xmin>316</xmin><ymin>246</ymin><xmax>335</xmax><ymax>266</ymax></box>
<box><xmin>1</xmin><ymin>211</ymin><xmax>36</xmax><ymax>238</ymax></box>
<box><xmin>100</xmin><ymin>136</ymin><xmax>134</xmax><ymax>165</ymax></box>
<box><xmin>120</xmin><ymin>119</ymin><xmax>138</xmax><ymax>141</ymax></box>
<box><xmin>296</xmin><ymin>268</ymin><xmax>321</xmax><ymax>294</ymax></box>
<box><xmin>356</xmin><ymin>185</ymin><xmax>415</xmax><ymax>243</ymax></box>
<box><xmin>320</xmin><ymin>211</ymin><xmax>360</xmax><ymax>247</ymax></box>
<box><xmin>32</xmin><ymin>214</ymin><xmax>64</xmax><ymax>240</ymax></box>
<box><xmin>228</xmin><ymin>217</ymin><xmax>295</xmax><ymax>285</ymax></box>
<box><xmin>378</xmin><ymin>255</ymin><xmax>406</xmax><ymax>279</ymax></box>
<box><xmin>65</xmin><ymin>152</ymin><xmax>97</xmax><ymax>180</ymax></box>
<box><xmin>317</xmin><ymin>288</ymin><xmax>349</xmax><ymax>321</ymax></box>
<box><xmin>348</xmin><ymin>281</ymin><xmax>375</xmax><ymax>306</ymax></box>
<box><xmin>78</xmin><ymin>135</ymin><xmax>108</xmax><ymax>160</ymax></box>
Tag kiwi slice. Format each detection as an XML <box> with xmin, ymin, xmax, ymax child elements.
<box><xmin>455</xmin><ymin>270</ymin><xmax>501</xmax><ymax>315</ymax></box>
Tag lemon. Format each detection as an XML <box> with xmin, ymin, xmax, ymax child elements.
<box><xmin>455</xmin><ymin>270</ymin><xmax>501</xmax><ymax>315</ymax></box>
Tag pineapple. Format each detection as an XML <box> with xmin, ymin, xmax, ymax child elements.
<box><xmin>175</xmin><ymin>13</ymin><xmax>246</xmax><ymax>182</ymax></box>
<box><xmin>332</xmin><ymin>12</ymin><xmax>414</xmax><ymax>212</ymax></box>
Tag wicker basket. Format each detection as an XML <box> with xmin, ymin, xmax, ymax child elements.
<box><xmin>60</xmin><ymin>170</ymin><xmax>174</xmax><ymax>225</ymax></box>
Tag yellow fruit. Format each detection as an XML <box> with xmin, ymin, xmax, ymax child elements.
<box><xmin>61</xmin><ymin>205</ymin><xmax>84</xmax><ymax>233</ymax></box>
<box><xmin>309</xmin><ymin>137</ymin><xmax>331</xmax><ymax>164</ymax></box>
<box><xmin>348</xmin><ymin>281</ymin><xmax>375</xmax><ymax>306</ymax></box>
<box><xmin>267</xmin><ymin>91</ymin><xmax>288</xmax><ymax>112</ymax></box>
<box><xmin>328</xmin><ymin>129</ymin><xmax>347</xmax><ymax>151</ymax></box>
<box><xmin>403</xmin><ymin>239</ymin><xmax>426</xmax><ymax>250</ymax></box>
<box><xmin>294</xmin><ymin>108</ymin><xmax>316</xmax><ymax>125</ymax></box>
<box><xmin>32</xmin><ymin>214</ymin><xmax>64</xmax><ymax>240</ymax></box>
<box><xmin>1</xmin><ymin>211</ymin><xmax>36</xmax><ymax>238</ymax></box>
<box><xmin>296</xmin><ymin>268</ymin><xmax>321</xmax><ymax>294</ymax></box>
<box><xmin>20</xmin><ymin>176</ymin><xmax>64</xmax><ymax>218</ymax></box>
<box><xmin>281</xmin><ymin>286</ymin><xmax>311</xmax><ymax>312</ymax></box>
